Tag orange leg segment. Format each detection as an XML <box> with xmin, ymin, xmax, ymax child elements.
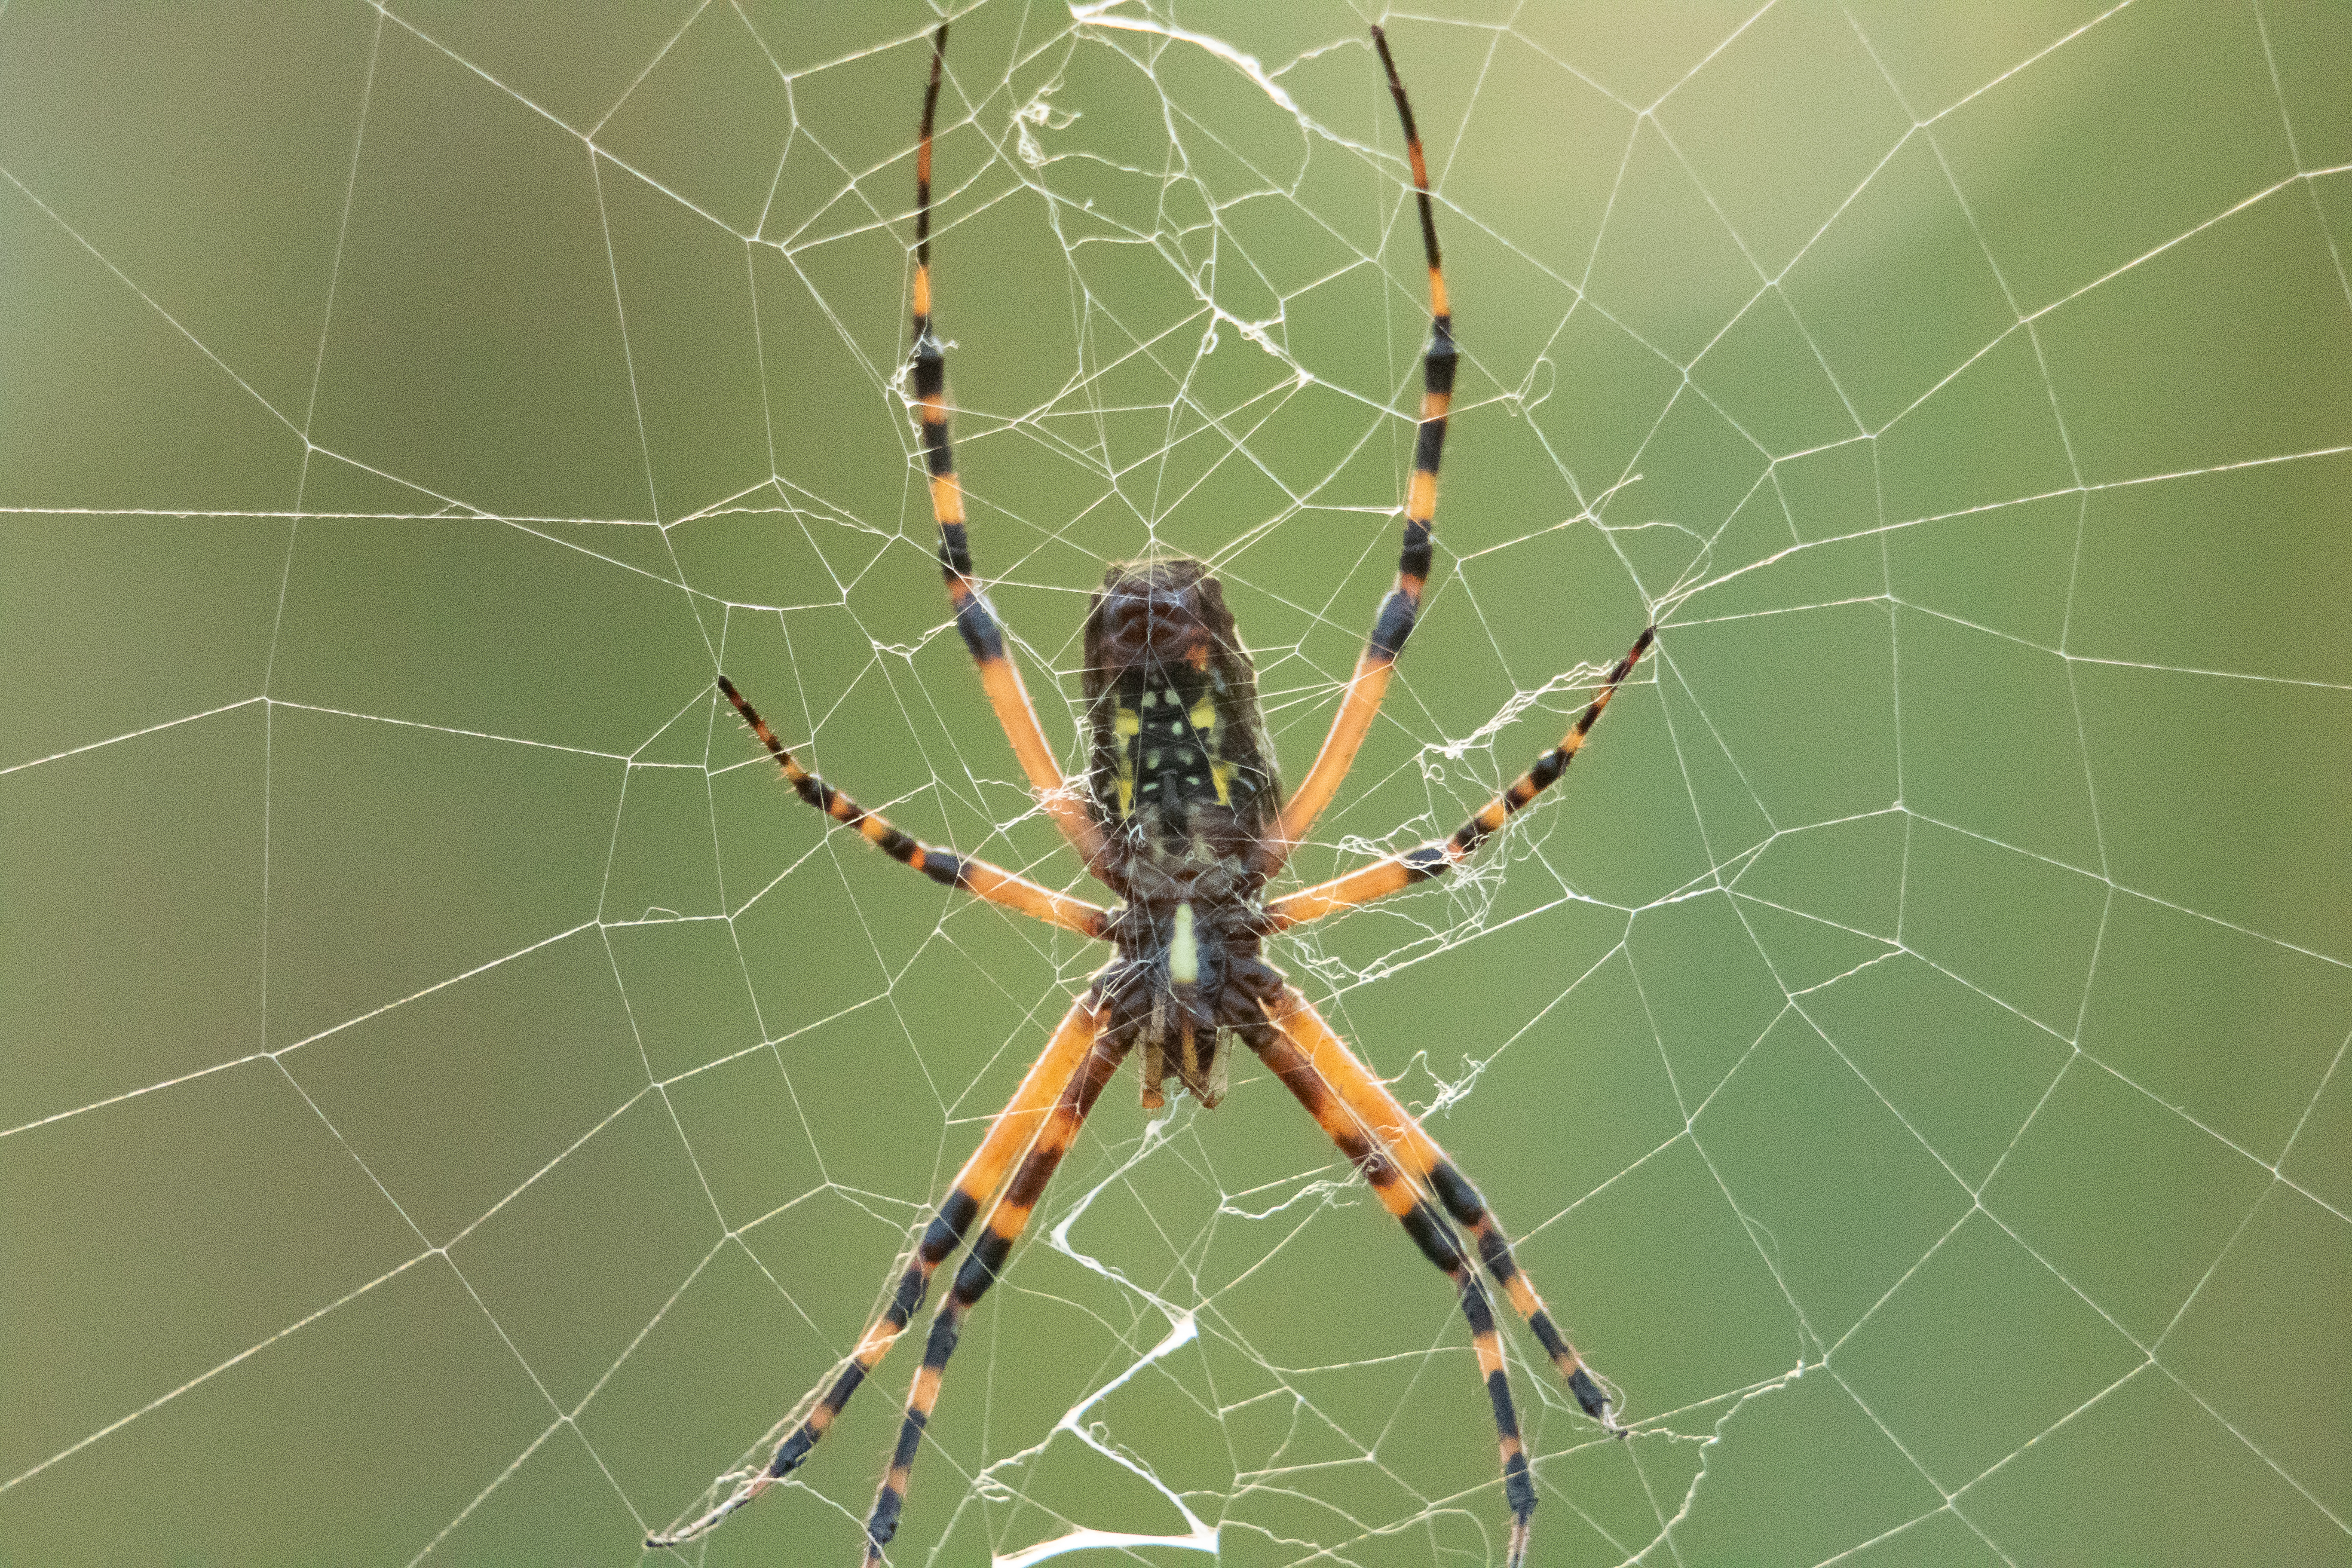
<box><xmin>1248</xmin><ymin>1008</ymin><xmax>1539</xmax><ymax>1567</ymax></box>
<box><xmin>645</xmin><ymin>994</ymin><xmax>1108</xmax><ymax>1550</ymax></box>
<box><xmin>1264</xmin><ymin>626</ymin><xmax>1654</xmax><ymax>933</ymax></box>
<box><xmin>1266</xmin><ymin>26</ymin><xmax>1458</xmax><ymax>871</ymax></box>
<box><xmin>859</xmin><ymin>1027</ymin><xmax>1131</xmax><ymax>1563</ymax></box>
<box><xmin>910</xmin><ymin>24</ymin><xmax>1105</xmax><ymax>874</ymax></box>
<box><xmin>717</xmin><ymin>677</ymin><xmax>1107</xmax><ymax>939</ymax></box>
<box><xmin>1264</xmin><ymin>987</ymin><xmax>1617</xmax><ymax>1432</ymax></box>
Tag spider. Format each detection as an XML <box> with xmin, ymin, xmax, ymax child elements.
<box><xmin>651</xmin><ymin>24</ymin><xmax>1652</xmax><ymax>1566</ymax></box>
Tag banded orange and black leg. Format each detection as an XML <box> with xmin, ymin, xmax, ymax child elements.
<box><xmin>715</xmin><ymin>677</ymin><xmax>1108</xmax><ymax>939</ymax></box>
<box><xmin>1246</xmin><ymin>1011</ymin><xmax>1542</xmax><ymax>1566</ymax></box>
<box><xmin>858</xmin><ymin>1027</ymin><xmax>1132</xmax><ymax>1564</ymax></box>
<box><xmin>910</xmin><ymin>25</ymin><xmax>1105</xmax><ymax>873</ymax></box>
<box><xmin>644</xmin><ymin>995</ymin><xmax>1109</xmax><ymax>1550</ymax></box>
<box><xmin>1265</xmin><ymin>625</ymin><xmax>1654</xmax><ymax>930</ymax></box>
<box><xmin>1272</xmin><ymin>24</ymin><xmax>1457</xmax><ymax>867</ymax></box>
<box><xmin>1264</xmin><ymin>988</ymin><xmax>1617</xmax><ymax>1432</ymax></box>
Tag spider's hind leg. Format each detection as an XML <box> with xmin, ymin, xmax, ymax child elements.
<box><xmin>643</xmin><ymin>992</ymin><xmax>1108</xmax><ymax>1551</ymax></box>
<box><xmin>1268</xmin><ymin>986</ymin><xmax>1620</xmax><ymax>1433</ymax></box>
<box><xmin>858</xmin><ymin>1026</ymin><xmax>1133</xmax><ymax>1563</ymax></box>
<box><xmin>1426</xmin><ymin>1160</ymin><xmax>1618</xmax><ymax>1428</ymax></box>
<box><xmin>1245</xmin><ymin>1014</ymin><xmax>1542</xmax><ymax>1566</ymax></box>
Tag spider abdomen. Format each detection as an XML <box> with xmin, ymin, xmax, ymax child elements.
<box><xmin>1080</xmin><ymin>559</ymin><xmax>1280</xmax><ymax>861</ymax></box>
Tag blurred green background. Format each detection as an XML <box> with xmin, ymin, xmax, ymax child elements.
<box><xmin>3</xmin><ymin>2</ymin><xmax>2347</xmax><ymax>1564</ymax></box>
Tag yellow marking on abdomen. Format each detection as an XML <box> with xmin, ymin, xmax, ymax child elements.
<box><xmin>1185</xmin><ymin>693</ymin><xmax>1234</xmax><ymax>805</ymax></box>
<box><xmin>1114</xmin><ymin>704</ymin><xmax>1140</xmax><ymax>818</ymax></box>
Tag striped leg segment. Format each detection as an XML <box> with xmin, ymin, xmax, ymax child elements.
<box><xmin>717</xmin><ymin>676</ymin><xmax>1108</xmax><ymax>939</ymax></box>
<box><xmin>861</xmin><ymin>1029</ymin><xmax>1133</xmax><ymax>1564</ymax></box>
<box><xmin>645</xmin><ymin>995</ymin><xmax>1108</xmax><ymax>1550</ymax></box>
<box><xmin>1264</xmin><ymin>626</ymin><xmax>1654</xmax><ymax>931</ymax></box>
<box><xmin>1246</xmin><ymin>1013</ymin><xmax>1540</xmax><ymax>1567</ymax></box>
<box><xmin>1269</xmin><ymin>25</ymin><xmax>1457</xmax><ymax>870</ymax></box>
<box><xmin>1263</xmin><ymin>988</ymin><xmax>1616</xmax><ymax>1431</ymax></box>
<box><xmin>910</xmin><ymin>25</ymin><xmax>1106</xmax><ymax>874</ymax></box>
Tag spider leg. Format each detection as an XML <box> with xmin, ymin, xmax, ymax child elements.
<box><xmin>1264</xmin><ymin>626</ymin><xmax>1654</xmax><ymax>931</ymax></box>
<box><xmin>1263</xmin><ymin>987</ymin><xmax>1619</xmax><ymax>1434</ymax></box>
<box><xmin>911</xmin><ymin>25</ymin><xmax>1107</xmax><ymax>874</ymax></box>
<box><xmin>859</xmin><ymin>1026</ymin><xmax>1133</xmax><ymax>1564</ymax></box>
<box><xmin>645</xmin><ymin>992</ymin><xmax>1109</xmax><ymax>1550</ymax></box>
<box><xmin>717</xmin><ymin>676</ymin><xmax>1108</xmax><ymax>939</ymax></box>
<box><xmin>1268</xmin><ymin>26</ymin><xmax>1456</xmax><ymax>870</ymax></box>
<box><xmin>1246</xmin><ymin>1008</ymin><xmax>1541</xmax><ymax>1568</ymax></box>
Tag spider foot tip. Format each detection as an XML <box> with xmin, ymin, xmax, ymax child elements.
<box><xmin>1567</xmin><ymin>1364</ymin><xmax>1614</xmax><ymax>1424</ymax></box>
<box><xmin>1505</xmin><ymin>1511</ymin><xmax>1533</xmax><ymax>1568</ymax></box>
<box><xmin>645</xmin><ymin>1515</ymin><xmax>718</xmax><ymax>1550</ymax></box>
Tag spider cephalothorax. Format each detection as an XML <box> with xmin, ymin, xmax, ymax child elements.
<box><xmin>1081</xmin><ymin>558</ymin><xmax>1284</xmax><ymax>1107</ymax></box>
<box><xmin>662</xmin><ymin>24</ymin><xmax>1650</xmax><ymax>1568</ymax></box>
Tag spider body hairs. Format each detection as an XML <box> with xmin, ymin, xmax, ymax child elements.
<box><xmin>655</xmin><ymin>24</ymin><xmax>1652</xmax><ymax>1565</ymax></box>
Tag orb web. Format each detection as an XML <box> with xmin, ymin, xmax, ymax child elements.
<box><xmin>3</xmin><ymin>3</ymin><xmax>2348</xmax><ymax>1565</ymax></box>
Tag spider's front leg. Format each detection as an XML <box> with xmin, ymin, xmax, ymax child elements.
<box><xmin>1267</xmin><ymin>25</ymin><xmax>1458</xmax><ymax>871</ymax></box>
<box><xmin>907</xmin><ymin>23</ymin><xmax>1106</xmax><ymax>875</ymax></box>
